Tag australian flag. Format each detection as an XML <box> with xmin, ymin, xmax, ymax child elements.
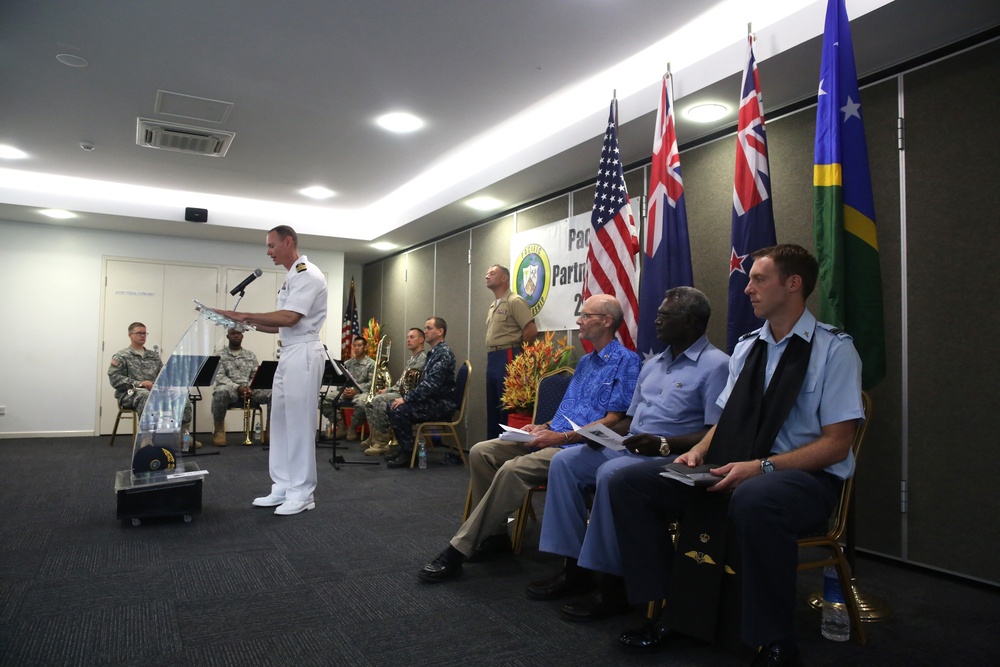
<box><xmin>638</xmin><ymin>74</ymin><xmax>693</xmax><ymax>358</ymax></box>
<box><xmin>727</xmin><ymin>36</ymin><xmax>777</xmax><ymax>353</ymax></box>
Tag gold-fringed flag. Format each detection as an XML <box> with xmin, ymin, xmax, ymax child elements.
<box><xmin>341</xmin><ymin>277</ymin><xmax>360</xmax><ymax>360</ymax></box>
<box><xmin>813</xmin><ymin>0</ymin><xmax>886</xmax><ymax>389</ymax></box>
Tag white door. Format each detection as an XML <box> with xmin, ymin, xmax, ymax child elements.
<box><xmin>99</xmin><ymin>260</ymin><xmax>219</xmax><ymax>434</ymax></box>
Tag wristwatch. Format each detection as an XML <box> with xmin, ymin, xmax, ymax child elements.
<box><xmin>760</xmin><ymin>458</ymin><xmax>775</xmax><ymax>474</ymax></box>
<box><xmin>658</xmin><ymin>437</ymin><xmax>671</xmax><ymax>456</ymax></box>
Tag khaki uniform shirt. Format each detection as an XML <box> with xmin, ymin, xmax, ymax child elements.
<box><xmin>485</xmin><ymin>289</ymin><xmax>533</xmax><ymax>348</ymax></box>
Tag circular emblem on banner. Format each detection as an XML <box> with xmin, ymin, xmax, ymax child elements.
<box><xmin>514</xmin><ymin>244</ymin><xmax>550</xmax><ymax>316</ymax></box>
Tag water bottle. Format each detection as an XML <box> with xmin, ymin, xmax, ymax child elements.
<box><xmin>254</xmin><ymin>422</ymin><xmax>261</xmax><ymax>441</ymax></box>
<box><xmin>418</xmin><ymin>440</ymin><xmax>427</xmax><ymax>469</ymax></box>
<box><xmin>182</xmin><ymin>430</ymin><xmax>193</xmax><ymax>453</ymax></box>
<box><xmin>820</xmin><ymin>565</ymin><xmax>850</xmax><ymax>641</ymax></box>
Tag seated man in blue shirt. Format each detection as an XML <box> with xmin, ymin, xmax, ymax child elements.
<box><xmin>610</xmin><ymin>245</ymin><xmax>864</xmax><ymax>666</ymax></box>
<box><xmin>418</xmin><ymin>294</ymin><xmax>642</xmax><ymax>582</ymax></box>
<box><xmin>527</xmin><ymin>287</ymin><xmax>729</xmax><ymax>621</ymax></box>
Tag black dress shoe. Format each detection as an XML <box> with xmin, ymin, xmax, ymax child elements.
<box><xmin>750</xmin><ymin>642</ymin><xmax>801</xmax><ymax>667</ymax></box>
<box><xmin>560</xmin><ymin>591</ymin><xmax>630</xmax><ymax>621</ymax></box>
<box><xmin>618</xmin><ymin>611</ymin><xmax>674</xmax><ymax>652</ymax></box>
<box><xmin>386</xmin><ymin>453</ymin><xmax>412</xmax><ymax>469</ymax></box>
<box><xmin>418</xmin><ymin>552</ymin><xmax>464</xmax><ymax>582</ymax></box>
<box><xmin>466</xmin><ymin>534</ymin><xmax>513</xmax><ymax>562</ymax></box>
<box><xmin>525</xmin><ymin>569</ymin><xmax>594</xmax><ymax>601</ymax></box>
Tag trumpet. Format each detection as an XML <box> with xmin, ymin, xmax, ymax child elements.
<box><xmin>365</xmin><ymin>335</ymin><xmax>393</xmax><ymax>404</ymax></box>
<box><xmin>242</xmin><ymin>396</ymin><xmax>253</xmax><ymax>445</ymax></box>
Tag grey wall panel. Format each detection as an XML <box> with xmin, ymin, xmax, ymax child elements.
<box><xmin>849</xmin><ymin>78</ymin><xmax>904</xmax><ymax>559</ymax></box>
<box><xmin>403</xmin><ymin>246</ymin><xmax>436</xmax><ymax>382</ymax></box>
<box><xmin>470</xmin><ymin>215</ymin><xmax>515</xmax><ymax>445</ymax></box>
<box><xmin>435</xmin><ymin>232</ymin><xmax>472</xmax><ymax>449</ymax></box>
<box><xmin>517</xmin><ymin>196</ymin><xmax>569</xmax><ymax>232</ymax></box>
<box><xmin>361</xmin><ymin>263</ymin><xmax>382</xmax><ymax>331</ymax></box>
<box><xmin>681</xmin><ymin>136</ymin><xmax>738</xmax><ymax>349</ymax></box>
<box><xmin>381</xmin><ymin>254</ymin><xmax>407</xmax><ymax>380</ymax></box>
<box><xmin>903</xmin><ymin>41</ymin><xmax>1000</xmax><ymax>582</ymax></box>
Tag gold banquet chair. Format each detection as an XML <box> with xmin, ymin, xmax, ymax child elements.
<box><xmin>109</xmin><ymin>406</ymin><xmax>138</xmax><ymax>447</ymax></box>
<box><xmin>797</xmin><ymin>390</ymin><xmax>873</xmax><ymax>645</ymax></box>
<box><xmin>508</xmin><ymin>367</ymin><xmax>574</xmax><ymax>555</ymax></box>
<box><xmin>408</xmin><ymin>361</ymin><xmax>472</xmax><ymax>469</ymax></box>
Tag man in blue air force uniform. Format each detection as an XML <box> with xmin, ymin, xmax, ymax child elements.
<box><xmin>609</xmin><ymin>244</ymin><xmax>864</xmax><ymax>667</ymax></box>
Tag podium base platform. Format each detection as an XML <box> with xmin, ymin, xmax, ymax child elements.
<box><xmin>115</xmin><ymin>466</ymin><xmax>206</xmax><ymax>526</ymax></box>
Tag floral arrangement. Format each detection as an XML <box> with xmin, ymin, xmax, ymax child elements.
<box><xmin>500</xmin><ymin>331</ymin><xmax>574</xmax><ymax>412</ymax></box>
<box><xmin>361</xmin><ymin>318</ymin><xmax>382</xmax><ymax>357</ymax></box>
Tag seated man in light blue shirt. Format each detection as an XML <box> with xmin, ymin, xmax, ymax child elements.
<box><xmin>526</xmin><ymin>287</ymin><xmax>729</xmax><ymax>621</ymax></box>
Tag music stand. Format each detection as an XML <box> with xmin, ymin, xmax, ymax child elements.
<box><xmin>318</xmin><ymin>358</ymin><xmax>377</xmax><ymax>469</ymax></box>
<box><xmin>250</xmin><ymin>361</ymin><xmax>277</xmax><ymax>450</ymax></box>
<box><xmin>183</xmin><ymin>355</ymin><xmax>221</xmax><ymax>458</ymax></box>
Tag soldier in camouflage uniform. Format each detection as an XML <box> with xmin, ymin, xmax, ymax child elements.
<box><xmin>386</xmin><ymin>317</ymin><xmax>457</xmax><ymax>469</ymax></box>
<box><xmin>211</xmin><ymin>328</ymin><xmax>272</xmax><ymax>446</ymax></box>
<box><xmin>107</xmin><ymin>321</ymin><xmax>194</xmax><ymax>441</ymax></box>
<box><xmin>363</xmin><ymin>327</ymin><xmax>428</xmax><ymax>456</ymax></box>
<box><xmin>320</xmin><ymin>337</ymin><xmax>375</xmax><ymax>440</ymax></box>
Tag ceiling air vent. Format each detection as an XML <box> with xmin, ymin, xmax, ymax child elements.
<box><xmin>136</xmin><ymin>118</ymin><xmax>235</xmax><ymax>157</ymax></box>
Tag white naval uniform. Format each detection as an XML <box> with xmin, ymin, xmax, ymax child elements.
<box><xmin>269</xmin><ymin>255</ymin><xmax>327</xmax><ymax>503</ymax></box>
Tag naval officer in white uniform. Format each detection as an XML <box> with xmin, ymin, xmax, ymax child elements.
<box><xmin>220</xmin><ymin>225</ymin><xmax>328</xmax><ymax>516</ymax></box>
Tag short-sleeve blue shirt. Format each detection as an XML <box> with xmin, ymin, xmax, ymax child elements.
<box><xmin>549</xmin><ymin>339</ymin><xmax>640</xmax><ymax>435</ymax></box>
<box><xmin>717</xmin><ymin>310</ymin><xmax>864</xmax><ymax>479</ymax></box>
<box><xmin>627</xmin><ymin>335</ymin><xmax>729</xmax><ymax>438</ymax></box>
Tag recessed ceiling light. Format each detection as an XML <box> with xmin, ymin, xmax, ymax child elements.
<box><xmin>466</xmin><ymin>196</ymin><xmax>503</xmax><ymax>211</ymax></box>
<box><xmin>372</xmin><ymin>242</ymin><xmax>397</xmax><ymax>251</ymax></box>
<box><xmin>299</xmin><ymin>186</ymin><xmax>336</xmax><ymax>200</ymax></box>
<box><xmin>56</xmin><ymin>54</ymin><xmax>88</xmax><ymax>68</ymax></box>
<box><xmin>0</xmin><ymin>145</ymin><xmax>28</xmax><ymax>159</ymax></box>
<box><xmin>375</xmin><ymin>112</ymin><xmax>424</xmax><ymax>134</ymax></box>
<box><xmin>685</xmin><ymin>103</ymin><xmax>729</xmax><ymax>123</ymax></box>
<box><xmin>40</xmin><ymin>209</ymin><xmax>76</xmax><ymax>219</ymax></box>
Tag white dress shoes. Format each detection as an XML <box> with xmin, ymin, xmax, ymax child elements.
<box><xmin>252</xmin><ymin>493</ymin><xmax>286</xmax><ymax>507</ymax></box>
<box><xmin>274</xmin><ymin>499</ymin><xmax>315</xmax><ymax>516</ymax></box>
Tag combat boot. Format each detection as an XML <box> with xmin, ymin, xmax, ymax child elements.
<box><xmin>364</xmin><ymin>432</ymin><xmax>392</xmax><ymax>457</ymax></box>
<box><xmin>213</xmin><ymin>421</ymin><xmax>227</xmax><ymax>447</ymax></box>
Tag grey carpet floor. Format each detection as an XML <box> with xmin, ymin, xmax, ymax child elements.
<box><xmin>1</xmin><ymin>436</ymin><xmax>998</xmax><ymax>666</ymax></box>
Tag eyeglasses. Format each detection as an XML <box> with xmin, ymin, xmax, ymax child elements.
<box><xmin>578</xmin><ymin>313</ymin><xmax>607</xmax><ymax>319</ymax></box>
<box><xmin>130</xmin><ymin>331</ymin><xmax>148</xmax><ymax>336</ymax></box>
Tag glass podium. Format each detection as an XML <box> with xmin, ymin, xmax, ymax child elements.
<box><xmin>115</xmin><ymin>301</ymin><xmax>250</xmax><ymax>526</ymax></box>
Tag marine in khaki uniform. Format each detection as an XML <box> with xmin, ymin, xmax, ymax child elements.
<box><xmin>484</xmin><ymin>265</ymin><xmax>537</xmax><ymax>439</ymax></box>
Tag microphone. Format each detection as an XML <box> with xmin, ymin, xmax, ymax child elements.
<box><xmin>230</xmin><ymin>269</ymin><xmax>262</xmax><ymax>296</ymax></box>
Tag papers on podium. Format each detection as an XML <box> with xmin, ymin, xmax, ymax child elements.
<box><xmin>659</xmin><ymin>463</ymin><xmax>720</xmax><ymax>487</ymax></box>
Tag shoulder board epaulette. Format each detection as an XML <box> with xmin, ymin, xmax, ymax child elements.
<box><xmin>816</xmin><ymin>322</ymin><xmax>853</xmax><ymax>340</ymax></box>
<box><xmin>295</xmin><ymin>262</ymin><xmax>307</xmax><ymax>273</ymax></box>
<box><xmin>738</xmin><ymin>328</ymin><xmax>762</xmax><ymax>342</ymax></box>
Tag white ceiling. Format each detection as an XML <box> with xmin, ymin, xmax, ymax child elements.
<box><xmin>2</xmin><ymin>0</ymin><xmax>998</xmax><ymax>264</ymax></box>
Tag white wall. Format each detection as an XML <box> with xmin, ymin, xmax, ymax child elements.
<box><xmin>0</xmin><ymin>220</ymin><xmax>344</xmax><ymax>437</ymax></box>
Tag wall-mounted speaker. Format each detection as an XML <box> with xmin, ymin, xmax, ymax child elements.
<box><xmin>185</xmin><ymin>207</ymin><xmax>208</xmax><ymax>223</ymax></box>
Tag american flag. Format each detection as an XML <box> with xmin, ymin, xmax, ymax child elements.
<box><xmin>639</xmin><ymin>74</ymin><xmax>693</xmax><ymax>358</ymax></box>
<box><xmin>583</xmin><ymin>100</ymin><xmax>639</xmax><ymax>351</ymax></box>
<box><xmin>341</xmin><ymin>276</ymin><xmax>360</xmax><ymax>360</ymax></box>
<box><xmin>727</xmin><ymin>36</ymin><xmax>777</xmax><ymax>353</ymax></box>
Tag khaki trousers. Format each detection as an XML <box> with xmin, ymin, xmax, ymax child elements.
<box><xmin>450</xmin><ymin>438</ymin><xmax>562</xmax><ymax>556</ymax></box>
